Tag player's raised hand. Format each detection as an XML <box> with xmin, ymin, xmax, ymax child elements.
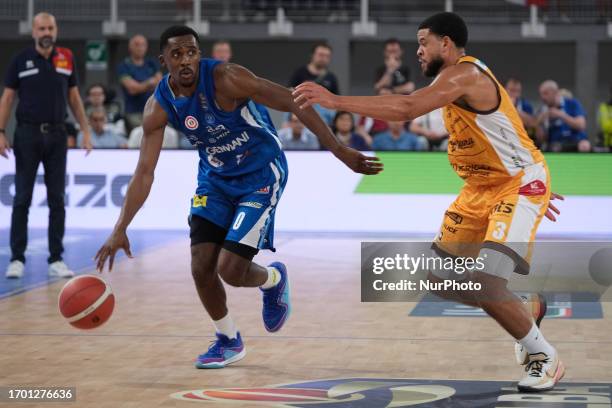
<box><xmin>293</xmin><ymin>82</ymin><xmax>337</xmax><ymax>110</ymax></box>
<box><xmin>94</xmin><ymin>229</ymin><xmax>134</xmax><ymax>273</ymax></box>
<box><xmin>544</xmin><ymin>192</ymin><xmax>564</xmax><ymax>222</ymax></box>
<box><xmin>336</xmin><ymin>146</ymin><xmax>383</xmax><ymax>175</ymax></box>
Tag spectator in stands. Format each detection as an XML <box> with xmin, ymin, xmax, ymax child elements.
<box><xmin>211</xmin><ymin>40</ymin><xmax>232</xmax><ymax>62</ymax></box>
<box><xmin>289</xmin><ymin>42</ymin><xmax>339</xmax><ymax>94</ymax></box>
<box><xmin>374</xmin><ymin>38</ymin><xmax>415</xmax><ymax>95</ymax></box>
<box><xmin>127</xmin><ymin>124</ymin><xmax>179</xmax><ymax>149</ymax></box>
<box><xmin>78</xmin><ymin>107</ymin><xmax>127</xmax><ymax>148</ymax></box>
<box><xmin>409</xmin><ymin>108</ymin><xmax>449</xmax><ymax>151</ymax></box>
<box><xmin>358</xmin><ymin>87</ymin><xmax>391</xmax><ymax>137</ymax></box>
<box><xmin>278</xmin><ymin>114</ymin><xmax>319</xmax><ymax>150</ymax></box>
<box><xmin>117</xmin><ymin>34</ymin><xmax>162</xmax><ymax>134</ymax></box>
<box><xmin>537</xmin><ymin>80</ymin><xmax>591</xmax><ymax>152</ymax></box>
<box><xmin>505</xmin><ymin>78</ymin><xmax>535</xmax><ymax>129</ymax></box>
<box><xmin>373</xmin><ymin>120</ymin><xmax>426</xmax><ymax>151</ymax></box>
<box><xmin>85</xmin><ymin>83</ymin><xmax>122</xmax><ymax>124</ymax></box>
<box><xmin>598</xmin><ymin>84</ymin><xmax>612</xmax><ymax>149</ymax></box>
<box><xmin>332</xmin><ymin>111</ymin><xmax>371</xmax><ymax>151</ymax></box>
<box><xmin>84</xmin><ymin>83</ymin><xmax>125</xmax><ymax>138</ymax></box>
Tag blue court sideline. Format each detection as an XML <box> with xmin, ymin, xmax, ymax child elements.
<box><xmin>0</xmin><ymin>228</ymin><xmax>186</xmax><ymax>299</ymax></box>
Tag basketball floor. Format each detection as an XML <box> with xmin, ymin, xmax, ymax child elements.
<box><xmin>1</xmin><ymin>229</ymin><xmax>611</xmax><ymax>407</ymax></box>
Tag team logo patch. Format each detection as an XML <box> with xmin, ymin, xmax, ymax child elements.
<box><xmin>255</xmin><ymin>186</ymin><xmax>270</xmax><ymax>194</ymax></box>
<box><xmin>171</xmin><ymin>378</ymin><xmax>612</xmax><ymax>407</ymax></box>
<box><xmin>185</xmin><ymin>115</ymin><xmax>199</xmax><ymax>130</ymax></box>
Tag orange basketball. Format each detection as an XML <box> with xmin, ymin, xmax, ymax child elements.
<box><xmin>58</xmin><ymin>275</ymin><xmax>115</xmax><ymax>329</ymax></box>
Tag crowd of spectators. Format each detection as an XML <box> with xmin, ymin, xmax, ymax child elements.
<box><xmin>66</xmin><ymin>34</ymin><xmax>607</xmax><ymax>153</ymax></box>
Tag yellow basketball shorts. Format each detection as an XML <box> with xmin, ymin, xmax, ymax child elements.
<box><xmin>432</xmin><ymin>162</ymin><xmax>550</xmax><ymax>277</ymax></box>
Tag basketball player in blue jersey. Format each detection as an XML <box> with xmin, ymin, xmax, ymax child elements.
<box><xmin>94</xmin><ymin>26</ymin><xmax>382</xmax><ymax>369</ymax></box>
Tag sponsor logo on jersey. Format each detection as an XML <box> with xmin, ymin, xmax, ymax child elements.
<box><xmin>445</xmin><ymin>211</ymin><xmax>463</xmax><ymax>225</ymax></box>
<box><xmin>519</xmin><ymin>180</ymin><xmax>547</xmax><ymax>196</ymax></box>
<box><xmin>192</xmin><ymin>195</ymin><xmax>207</xmax><ymax>208</ymax></box>
<box><xmin>207</xmin><ymin>155</ymin><xmax>224</xmax><ymax>168</ymax></box>
<box><xmin>449</xmin><ymin>137</ymin><xmax>475</xmax><ymax>152</ymax></box>
<box><xmin>185</xmin><ymin>115</ymin><xmax>199</xmax><ymax>130</ymax></box>
<box><xmin>443</xmin><ymin>223</ymin><xmax>458</xmax><ymax>234</ymax></box>
<box><xmin>198</xmin><ymin>92</ymin><xmax>208</xmax><ymax>110</ymax></box>
<box><xmin>186</xmin><ymin>134</ymin><xmax>204</xmax><ymax>147</ymax></box>
<box><xmin>206</xmin><ymin>124</ymin><xmax>231</xmax><ymax>140</ymax></box>
<box><xmin>491</xmin><ymin>200</ymin><xmax>515</xmax><ymax>215</ymax></box>
<box><xmin>52</xmin><ymin>47</ymin><xmax>74</xmax><ymax>75</ymax></box>
<box><xmin>204</xmin><ymin>113</ymin><xmax>216</xmax><ymax>125</ymax></box>
<box><xmin>239</xmin><ymin>201</ymin><xmax>263</xmax><ymax>209</ymax></box>
<box><xmin>255</xmin><ymin>186</ymin><xmax>270</xmax><ymax>194</ymax></box>
<box><xmin>205</xmin><ymin>132</ymin><xmax>249</xmax><ymax>154</ymax></box>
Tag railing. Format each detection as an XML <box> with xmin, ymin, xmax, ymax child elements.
<box><xmin>0</xmin><ymin>0</ymin><xmax>607</xmax><ymax>24</ymax></box>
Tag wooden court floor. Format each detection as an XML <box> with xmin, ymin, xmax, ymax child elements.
<box><xmin>1</xmin><ymin>235</ymin><xmax>611</xmax><ymax>407</ymax></box>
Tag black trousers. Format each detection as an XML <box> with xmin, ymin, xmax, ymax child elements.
<box><xmin>10</xmin><ymin>124</ymin><xmax>67</xmax><ymax>264</ymax></box>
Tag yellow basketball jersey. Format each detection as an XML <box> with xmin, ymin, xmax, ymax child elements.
<box><xmin>443</xmin><ymin>56</ymin><xmax>544</xmax><ymax>186</ymax></box>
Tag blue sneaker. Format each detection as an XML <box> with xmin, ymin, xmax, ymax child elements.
<box><xmin>261</xmin><ymin>262</ymin><xmax>291</xmax><ymax>332</ymax></box>
<box><xmin>195</xmin><ymin>332</ymin><xmax>246</xmax><ymax>369</ymax></box>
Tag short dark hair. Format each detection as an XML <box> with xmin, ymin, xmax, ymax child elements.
<box><xmin>311</xmin><ymin>41</ymin><xmax>332</xmax><ymax>54</ymax></box>
<box><xmin>384</xmin><ymin>38</ymin><xmax>401</xmax><ymax>48</ymax></box>
<box><xmin>86</xmin><ymin>83</ymin><xmax>106</xmax><ymax>95</ymax></box>
<box><xmin>418</xmin><ymin>12</ymin><xmax>468</xmax><ymax>48</ymax></box>
<box><xmin>160</xmin><ymin>25</ymin><xmax>200</xmax><ymax>51</ymax></box>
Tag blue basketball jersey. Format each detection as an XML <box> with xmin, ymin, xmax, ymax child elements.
<box><xmin>154</xmin><ymin>58</ymin><xmax>284</xmax><ymax>178</ymax></box>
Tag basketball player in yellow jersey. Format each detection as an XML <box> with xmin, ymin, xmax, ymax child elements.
<box><xmin>294</xmin><ymin>12</ymin><xmax>566</xmax><ymax>392</ymax></box>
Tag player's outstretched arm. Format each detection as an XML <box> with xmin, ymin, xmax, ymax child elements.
<box><xmin>214</xmin><ymin>63</ymin><xmax>382</xmax><ymax>175</ymax></box>
<box><xmin>95</xmin><ymin>95</ymin><xmax>166</xmax><ymax>272</ymax></box>
<box><xmin>293</xmin><ymin>64</ymin><xmax>472</xmax><ymax>122</ymax></box>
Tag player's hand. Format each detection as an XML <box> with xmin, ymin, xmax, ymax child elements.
<box><xmin>544</xmin><ymin>192</ymin><xmax>564</xmax><ymax>222</ymax></box>
<box><xmin>0</xmin><ymin>133</ymin><xmax>11</xmax><ymax>159</ymax></box>
<box><xmin>81</xmin><ymin>129</ymin><xmax>93</xmax><ymax>155</ymax></box>
<box><xmin>293</xmin><ymin>82</ymin><xmax>338</xmax><ymax>110</ymax></box>
<box><xmin>336</xmin><ymin>145</ymin><xmax>383</xmax><ymax>175</ymax></box>
<box><xmin>94</xmin><ymin>229</ymin><xmax>133</xmax><ymax>273</ymax></box>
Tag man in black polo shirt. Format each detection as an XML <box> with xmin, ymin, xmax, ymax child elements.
<box><xmin>289</xmin><ymin>42</ymin><xmax>339</xmax><ymax>95</ymax></box>
<box><xmin>0</xmin><ymin>12</ymin><xmax>92</xmax><ymax>279</ymax></box>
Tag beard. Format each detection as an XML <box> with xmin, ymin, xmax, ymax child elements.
<box><xmin>424</xmin><ymin>56</ymin><xmax>444</xmax><ymax>78</ymax></box>
<box><xmin>38</xmin><ymin>36</ymin><xmax>54</xmax><ymax>49</ymax></box>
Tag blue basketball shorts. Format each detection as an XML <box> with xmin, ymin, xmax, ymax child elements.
<box><xmin>189</xmin><ymin>155</ymin><xmax>288</xmax><ymax>251</ymax></box>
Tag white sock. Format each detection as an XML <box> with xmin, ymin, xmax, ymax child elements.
<box><xmin>518</xmin><ymin>322</ymin><xmax>556</xmax><ymax>358</ymax></box>
<box><xmin>260</xmin><ymin>266</ymin><xmax>281</xmax><ymax>290</ymax></box>
<box><xmin>213</xmin><ymin>313</ymin><xmax>238</xmax><ymax>339</ymax></box>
